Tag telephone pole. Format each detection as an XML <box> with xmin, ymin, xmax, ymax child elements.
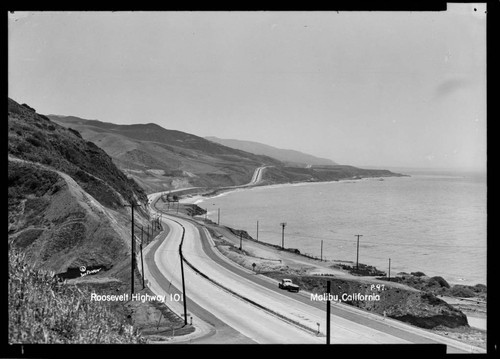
<box><xmin>280</xmin><ymin>222</ymin><xmax>287</xmax><ymax>249</ymax></box>
<box><xmin>140</xmin><ymin>240</ymin><xmax>145</xmax><ymax>289</ymax></box>
<box><xmin>217</xmin><ymin>208</ymin><xmax>220</xmax><ymax>225</ymax></box>
<box><xmin>355</xmin><ymin>235</ymin><xmax>363</xmax><ymax>270</ymax></box>
<box><xmin>326</xmin><ymin>280</ymin><xmax>331</xmax><ymax>344</ymax></box>
<box><xmin>179</xmin><ymin>228</ymin><xmax>188</xmax><ymax>325</ymax></box>
<box><xmin>321</xmin><ymin>240</ymin><xmax>323</xmax><ymax>262</ymax></box>
<box><xmin>239</xmin><ymin>232</ymin><xmax>243</xmax><ymax>250</ymax></box>
<box><xmin>388</xmin><ymin>258</ymin><xmax>391</xmax><ymax>281</ymax></box>
<box><xmin>124</xmin><ymin>202</ymin><xmax>141</xmax><ymax>295</ymax></box>
<box><xmin>256</xmin><ymin>220</ymin><xmax>259</xmax><ymax>242</ymax></box>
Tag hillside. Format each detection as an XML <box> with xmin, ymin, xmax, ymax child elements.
<box><xmin>49</xmin><ymin>115</ymin><xmax>404</xmax><ymax>194</ymax></box>
<box><xmin>49</xmin><ymin>115</ymin><xmax>283</xmax><ymax>193</ymax></box>
<box><xmin>258</xmin><ymin>164</ymin><xmax>405</xmax><ymax>186</ymax></box>
<box><xmin>9</xmin><ymin>250</ymin><xmax>144</xmax><ymax>344</ymax></box>
<box><xmin>8</xmin><ymin>98</ymin><xmax>149</xmax><ymax>274</ymax></box>
<box><xmin>206</xmin><ymin>136</ymin><xmax>338</xmax><ymax>166</ymax></box>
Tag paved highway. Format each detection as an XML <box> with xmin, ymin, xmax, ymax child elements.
<box><xmin>143</xmin><ymin>211</ymin><xmax>325</xmax><ymax>343</ymax></box>
<box><xmin>142</xmin><ymin>173</ymin><xmax>485</xmax><ymax>351</ymax></box>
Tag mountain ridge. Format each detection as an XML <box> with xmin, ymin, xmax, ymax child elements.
<box><xmin>49</xmin><ymin>115</ymin><xmax>284</xmax><ymax>193</ymax></box>
<box><xmin>205</xmin><ymin>136</ymin><xmax>338</xmax><ymax>166</ymax></box>
<box><xmin>49</xmin><ymin>114</ymin><xmax>406</xmax><ymax>194</ymax></box>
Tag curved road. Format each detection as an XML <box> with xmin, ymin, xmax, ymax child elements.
<box><xmin>141</xmin><ymin>167</ymin><xmax>485</xmax><ymax>352</ymax></box>
<box><xmin>143</xmin><ymin>212</ymin><xmax>324</xmax><ymax>343</ymax></box>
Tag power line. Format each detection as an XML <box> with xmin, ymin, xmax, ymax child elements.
<box><xmin>257</xmin><ymin>230</ymin><xmax>485</xmax><ymax>248</ymax></box>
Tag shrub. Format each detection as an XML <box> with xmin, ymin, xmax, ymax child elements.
<box><xmin>8</xmin><ymin>249</ymin><xmax>144</xmax><ymax>344</ymax></box>
<box><xmin>411</xmin><ymin>271</ymin><xmax>427</xmax><ymax>277</ymax></box>
<box><xmin>68</xmin><ymin>127</ymin><xmax>82</xmax><ymax>138</ymax></box>
<box><xmin>26</xmin><ymin>136</ymin><xmax>43</xmax><ymax>147</ymax></box>
<box><xmin>450</xmin><ymin>285</ymin><xmax>475</xmax><ymax>298</ymax></box>
<box><xmin>37</xmin><ymin>114</ymin><xmax>51</xmax><ymax>122</ymax></box>
<box><xmin>474</xmin><ymin>284</ymin><xmax>487</xmax><ymax>293</ymax></box>
<box><xmin>428</xmin><ymin>276</ymin><xmax>450</xmax><ymax>288</ymax></box>
<box><xmin>8</xmin><ymin>101</ymin><xmax>22</xmax><ymax>114</ymax></box>
<box><xmin>21</xmin><ymin>103</ymin><xmax>36</xmax><ymax>112</ymax></box>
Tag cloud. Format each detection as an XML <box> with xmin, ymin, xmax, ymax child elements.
<box><xmin>433</xmin><ymin>78</ymin><xmax>471</xmax><ymax>100</ymax></box>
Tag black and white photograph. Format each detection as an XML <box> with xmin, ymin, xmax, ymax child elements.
<box><xmin>7</xmin><ymin>6</ymin><xmax>489</xmax><ymax>354</ymax></box>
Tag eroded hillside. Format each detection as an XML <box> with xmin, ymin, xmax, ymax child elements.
<box><xmin>8</xmin><ymin>99</ymin><xmax>149</xmax><ymax>274</ymax></box>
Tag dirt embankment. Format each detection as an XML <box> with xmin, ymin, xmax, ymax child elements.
<box><xmin>269</xmin><ymin>273</ymin><xmax>468</xmax><ymax>329</ymax></box>
<box><xmin>205</xmin><ymin>223</ymin><xmax>469</xmax><ymax>330</ymax></box>
<box><xmin>9</xmin><ymin>160</ymin><xmax>126</xmax><ymax>273</ymax></box>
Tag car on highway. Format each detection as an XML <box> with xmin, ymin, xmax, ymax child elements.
<box><xmin>278</xmin><ymin>278</ymin><xmax>300</xmax><ymax>292</ymax></box>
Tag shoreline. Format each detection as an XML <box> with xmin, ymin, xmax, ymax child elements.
<box><xmin>204</xmin><ymin>219</ymin><xmax>486</xmax><ymax>342</ymax></box>
<box><xmin>180</xmin><ymin>175</ymin><xmax>408</xmax><ymax>205</ymax></box>
<box><xmin>178</xmin><ymin>176</ymin><xmax>485</xmax><ymax>288</ymax></box>
<box><xmin>153</xmin><ymin>195</ymin><xmax>486</xmax><ymax>347</ymax></box>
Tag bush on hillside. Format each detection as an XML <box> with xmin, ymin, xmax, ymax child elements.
<box><xmin>450</xmin><ymin>285</ymin><xmax>476</xmax><ymax>298</ymax></box>
<box><xmin>411</xmin><ymin>271</ymin><xmax>427</xmax><ymax>277</ymax></box>
<box><xmin>8</xmin><ymin>249</ymin><xmax>144</xmax><ymax>344</ymax></box>
<box><xmin>427</xmin><ymin>276</ymin><xmax>450</xmax><ymax>289</ymax></box>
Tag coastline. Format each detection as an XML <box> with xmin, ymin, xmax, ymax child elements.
<box><xmin>154</xmin><ymin>190</ymin><xmax>487</xmax><ymax>348</ymax></box>
<box><xmin>180</xmin><ymin>175</ymin><xmax>408</xmax><ymax>205</ymax></box>
<box><xmin>181</xmin><ymin>176</ymin><xmax>486</xmax><ymax>285</ymax></box>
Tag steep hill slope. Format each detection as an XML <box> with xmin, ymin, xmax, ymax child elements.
<box><xmin>206</xmin><ymin>136</ymin><xmax>337</xmax><ymax>166</ymax></box>
<box><xmin>49</xmin><ymin>116</ymin><xmax>283</xmax><ymax>193</ymax></box>
<box><xmin>8</xmin><ymin>98</ymin><xmax>149</xmax><ymax>274</ymax></box>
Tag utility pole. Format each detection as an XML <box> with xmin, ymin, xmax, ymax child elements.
<box><xmin>388</xmin><ymin>258</ymin><xmax>391</xmax><ymax>281</ymax></box>
<box><xmin>256</xmin><ymin>220</ymin><xmax>259</xmax><ymax>242</ymax></box>
<box><xmin>179</xmin><ymin>228</ymin><xmax>188</xmax><ymax>325</ymax></box>
<box><xmin>140</xmin><ymin>239</ymin><xmax>145</xmax><ymax>289</ymax></box>
<box><xmin>280</xmin><ymin>222</ymin><xmax>287</xmax><ymax>249</ymax></box>
<box><xmin>239</xmin><ymin>232</ymin><xmax>243</xmax><ymax>251</ymax></box>
<box><xmin>217</xmin><ymin>208</ymin><xmax>220</xmax><ymax>225</ymax></box>
<box><xmin>327</xmin><ymin>280</ymin><xmax>331</xmax><ymax>344</ymax></box>
<box><xmin>124</xmin><ymin>202</ymin><xmax>141</xmax><ymax>295</ymax></box>
<box><xmin>321</xmin><ymin>240</ymin><xmax>323</xmax><ymax>262</ymax></box>
<box><xmin>355</xmin><ymin>234</ymin><xmax>363</xmax><ymax>270</ymax></box>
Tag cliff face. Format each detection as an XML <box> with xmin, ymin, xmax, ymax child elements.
<box><xmin>8</xmin><ymin>98</ymin><xmax>149</xmax><ymax>274</ymax></box>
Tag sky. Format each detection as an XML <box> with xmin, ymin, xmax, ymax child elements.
<box><xmin>8</xmin><ymin>6</ymin><xmax>487</xmax><ymax>171</ymax></box>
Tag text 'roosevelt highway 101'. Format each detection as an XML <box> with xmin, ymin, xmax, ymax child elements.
<box><xmin>90</xmin><ymin>292</ymin><xmax>183</xmax><ymax>303</ymax></box>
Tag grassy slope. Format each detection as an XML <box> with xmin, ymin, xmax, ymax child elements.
<box><xmin>8</xmin><ymin>98</ymin><xmax>156</xmax><ymax>272</ymax></box>
<box><xmin>262</xmin><ymin>164</ymin><xmax>405</xmax><ymax>185</ymax></box>
<box><xmin>8</xmin><ymin>249</ymin><xmax>144</xmax><ymax>344</ymax></box>
<box><xmin>206</xmin><ymin>136</ymin><xmax>338</xmax><ymax>166</ymax></box>
<box><xmin>50</xmin><ymin>115</ymin><xmax>405</xmax><ymax>193</ymax></box>
<box><xmin>8</xmin><ymin>100</ymin><xmax>148</xmax><ymax>209</ymax></box>
<box><xmin>8</xmin><ymin>99</ymin><xmax>193</xmax><ymax>344</ymax></box>
<box><xmin>49</xmin><ymin>115</ymin><xmax>283</xmax><ymax>193</ymax></box>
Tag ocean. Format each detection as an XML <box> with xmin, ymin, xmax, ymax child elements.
<box><xmin>194</xmin><ymin>169</ymin><xmax>487</xmax><ymax>286</ymax></box>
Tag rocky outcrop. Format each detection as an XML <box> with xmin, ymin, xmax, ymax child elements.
<box><xmin>274</xmin><ymin>275</ymin><xmax>468</xmax><ymax>329</ymax></box>
<box><xmin>376</xmin><ymin>290</ymin><xmax>468</xmax><ymax>329</ymax></box>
